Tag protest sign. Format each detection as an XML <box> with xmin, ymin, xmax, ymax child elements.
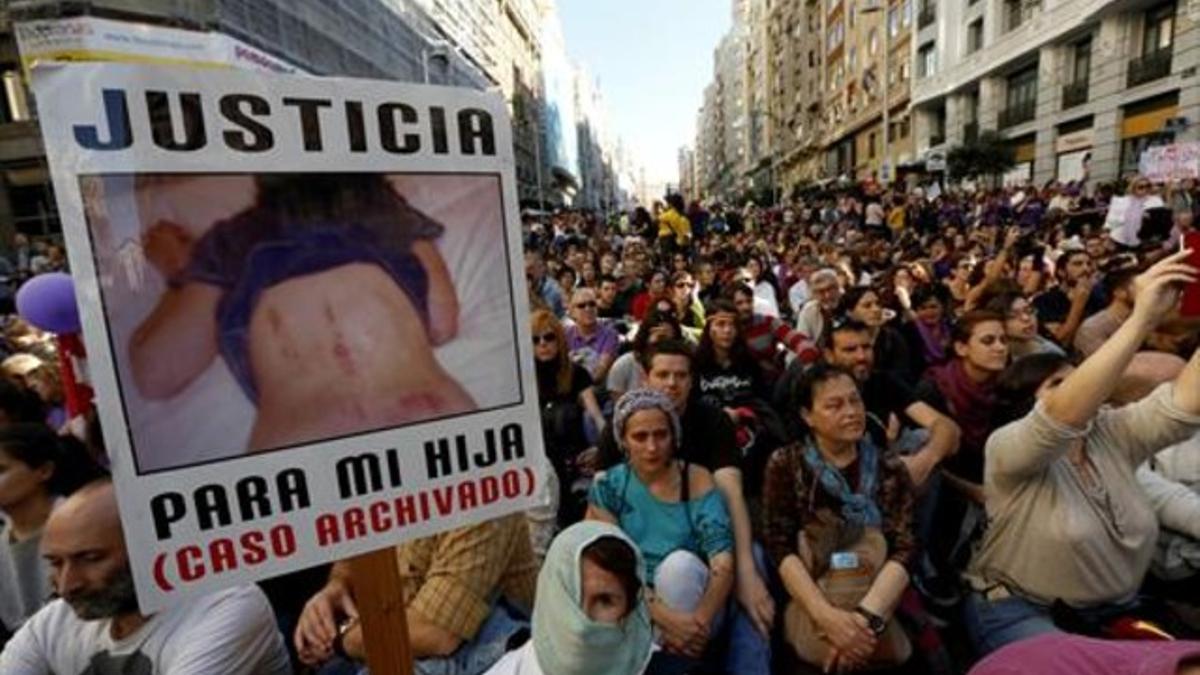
<box><xmin>15</xmin><ymin>16</ymin><xmax>306</xmax><ymax>77</ymax></box>
<box><xmin>1139</xmin><ymin>142</ymin><xmax>1200</xmax><ymax>183</ymax></box>
<box><xmin>31</xmin><ymin>62</ymin><xmax>547</xmax><ymax>612</ymax></box>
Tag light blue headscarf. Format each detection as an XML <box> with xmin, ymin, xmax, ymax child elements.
<box><xmin>528</xmin><ymin>521</ymin><xmax>654</xmax><ymax>675</ymax></box>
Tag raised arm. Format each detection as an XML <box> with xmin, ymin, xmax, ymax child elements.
<box><xmin>1043</xmin><ymin>249</ymin><xmax>1197</xmax><ymax>429</ymax></box>
<box><xmin>1172</xmin><ymin>344</ymin><xmax>1200</xmax><ymax>415</ymax></box>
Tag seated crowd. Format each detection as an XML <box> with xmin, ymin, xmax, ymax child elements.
<box><xmin>3</xmin><ymin>178</ymin><xmax>1200</xmax><ymax>675</ymax></box>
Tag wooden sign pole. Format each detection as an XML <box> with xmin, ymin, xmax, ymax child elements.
<box><xmin>350</xmin><ymin>549</ymin><xmax>414</xmax><ymax>675</ymax></box>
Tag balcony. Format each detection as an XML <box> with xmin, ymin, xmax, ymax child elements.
<box><xmin>1061</xmin><ymin>80</ymin><xmax>1088</xmax><ymax>109</ymax></box>
<box><xmin>963</xmin><ymin>122</ymin><xmax>979</xmax><ymax>142</ymax></box>
<box><xmin>1127</xmin><ymin>48</ymin><xmax>1173</xmax><ymax>87</ymax></box>
<box><xmin>919</xmin><ymin>4</ymin><xmax>936</xmax><ymax>28</ymax></box>
<box><xmin>999</xmin><ymin>99</ymin><xmax>1036</xmax><ymax>128</ymax></box>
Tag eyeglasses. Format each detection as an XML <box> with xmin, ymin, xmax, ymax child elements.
<box><xmin>574</xmin><ymin>301</ymin><xmax>597</xmax><ymax>310</ymax></box>
<box><xmin>532</xmin><ymin>332</ymin><xmax>557</xmax><ymax>345</ymax></box>
<box><xmin>674</xmin><ymin>281</ymin><xmax>693</xmax><ymax>289</ymax></box>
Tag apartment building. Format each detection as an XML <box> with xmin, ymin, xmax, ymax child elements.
<box><xmin>821</xmin><ymin>0</ymin><xmax>917</xmax><ymax>180</ymax></box>
<box><xmin>911</xmin><ymin>0</ymin><xmax>1200</xmax><ymax>185</ymax></box>
<box><xmin>767</xmin><ymin>0</ymin><xmax>827</xmax><ymax>193</ymax></box>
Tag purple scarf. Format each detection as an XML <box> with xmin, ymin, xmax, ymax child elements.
<box><xmin>929</xmin><ymin>359</ymin><xmax>996</xmax><ymax>457</ymax></box>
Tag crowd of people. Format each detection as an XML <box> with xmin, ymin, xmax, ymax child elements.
<box><xmin>2</xmin><ymin>176</ymin><xmax>1200</xmax><ymax>674</ymax></box>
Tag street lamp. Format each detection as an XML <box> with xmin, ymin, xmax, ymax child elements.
<box><xmin>861</xmin><ymin>0</ymin><xmax>891</xmax><ymax>184</ymax></box>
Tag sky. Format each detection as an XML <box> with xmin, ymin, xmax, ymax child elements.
<box><xmin>557</xmin><ymin>0</ymin><xmax>731</xmax><ymax>187</ymax></box>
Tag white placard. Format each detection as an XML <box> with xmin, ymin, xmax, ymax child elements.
<box><xmin>31</xmin><ymin>62</ymin><xmax>546</xmax><ymax>611</ymax></box>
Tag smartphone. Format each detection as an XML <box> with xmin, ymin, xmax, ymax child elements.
<box><xmin>1182</xmin><ymin>232</ymin><xmax>1200</xmax><ymax>318</ymax></box>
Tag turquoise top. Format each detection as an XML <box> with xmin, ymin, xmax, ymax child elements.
<box><xmin>589</xmin><ymin>462</ymin><xmax>733</xmax><ymax>584</ymax></box>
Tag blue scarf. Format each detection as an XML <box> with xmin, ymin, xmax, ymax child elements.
<box><xmin>802</xmin><ymin>436</ymin><xmax>883</xmax><ymax>528</ymax></box>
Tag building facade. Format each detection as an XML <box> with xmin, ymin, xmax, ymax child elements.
<box><xmin>911</xmin><ymin>0</ymin><xmax>1200</xmax><ymax>186</ymax></box>
<box><xmin>767</xmin><ymin>0</ymin><xmax>827</xmax><ymax>195</ymax></box>
<box><xmin>0</xmin><ymin>0</ymin><xmax>505</xmax><ymax>239</ymax></box>
<box><xmin>821</xmin><ymin>0</ymin><xmax>916</xmax><ymax>181</ymax></box>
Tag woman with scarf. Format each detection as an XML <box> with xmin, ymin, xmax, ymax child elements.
<box><xmin>586</xmin><ymin>389</ymin><xmax>740</xmax><ymax>669</ymax></box>
<box><xmin>763</xmin><ymin>363</ymin><xmax>917</xmax><ymax>673</ymax></box>
<box><xmin>912</xmin><ymin>310</ymin><xmax>1010</xmax><ymax>605</ymax></box>
<box><xmin>485</xmin><ymin>521</ymin><xmax>654</xmax><ymax>675</ymax></box>
<box><xmin>964</xmin><ymin>250</ymin><xmax>1200</xmax><ymax>655</ymax></box>
<box><xmin>902</xmin><ymin>284</ymin><xmax>954</xmax><ymax>375</ymax></box>
<box><xmin>921</xmin><ymin>309</ymin><xmax>1011</xmax><ymax>498</ymax></box>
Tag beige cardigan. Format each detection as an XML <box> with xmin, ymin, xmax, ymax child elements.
<box><xmin>966</xmin><ymin>383</ymin><xmax>1200</xmax><ymax>607</ymax></box>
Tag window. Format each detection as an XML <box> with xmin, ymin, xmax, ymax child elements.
<box><xmin>869</xmin><ymin>132</ymin><xmax>877</xmax><ymax>158</ymax></box>
<box><xmin>967</xmin><ymin>19</ymin><xmax>984</xmax><ymax>53</ymax></box>
<box><xmin>889</xmin><ymin>7</ymin><xmax>900</xmax><ymax>37</ymax></box>
<box><xmin>918</xmin><ymin>42</ymin><xmax>936</xmax><ymax>77</ymax></box>
<box><xmin>1072</xmin><ymin>38</ymin><xmax>1091</xmax><ymax>84</ymax></box>
<box><xmin>849</xmin><ymin>47</ymin><xmax>857</xmax><ymax>72</ymax></box>
<box><xmin>965</xmin><ymin>91</ymin><xmax>980</xmax><ymax>122</ymax></box>
<box><xmin>828</xmin><ymin>19</ymin><xmax>845</xmax><ymax>51</ymax></box>
<box><xmin>1005</xmin><ymin>0</ymin><xmax>1038</xmax><ymax>31</ymax></box>
<box><xmin>869</xmin><ymin>29</ymin><xmax>879</xmax><ymax>55</ymax></box>
<box><xmin>809</xmin><ymin>50</ymin><xmax>816</xmax><ymax>67</ymax></box>
<box><xmin>1006</xmin><ymin>65</ymin><xmax>1038</xmax><ymax>109</ymax></box>
<box><xmin>1143</xmin><ymin>3</ymin><xmax>1174</xmax><ymax>54</ymax></box>
<box><xmin>903</xmin><ymin>0</ymin><xmax>913</xmax><ymax>26</ymax></box>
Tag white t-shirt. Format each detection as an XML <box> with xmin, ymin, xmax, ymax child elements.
<box><xmin>753</xmin><ymin>281</ymin><xmax>780</xmax><ymax>318</ymax></box>
<box><xmin>485</xmin><ymin>641</ymin><xmax>542</xmax><ymax>675</ymax></box>
<box><xmin>0</xmin><ymin>584</ymin><xmax>291</xmax><ymax>675</ymax></box>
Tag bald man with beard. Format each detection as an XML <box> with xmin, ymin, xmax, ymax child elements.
<box><xmin>0</xmin><ymin>480</ymin><xmax>290</xmax><ymax>675</ymax></box>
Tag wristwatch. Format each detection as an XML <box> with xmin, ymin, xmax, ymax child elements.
<box><xmin>854</xmin><ymin>606</ymin><xmax>887</xmax><ymax>636</ymax></box>
<box><xmin>333</xmin><ymin>616</ymin><xmax>360</xmax><ymax>659</ymax></box>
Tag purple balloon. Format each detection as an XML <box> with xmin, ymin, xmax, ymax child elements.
<box><xmin>17</xmin><ymin>272</ymin><xmax>81</xmax><ymax>334</ymax></box>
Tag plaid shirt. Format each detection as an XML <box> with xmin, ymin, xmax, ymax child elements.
<box><xmin>397</xmin><ymin>514</ymin><xmax>538</xmax><ymax>640</ymax></box>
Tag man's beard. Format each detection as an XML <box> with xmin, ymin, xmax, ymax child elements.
<box><xmin>62</xmin><ymin>566</ymin><xmax>141</xmax><ymax>620</ymax></box>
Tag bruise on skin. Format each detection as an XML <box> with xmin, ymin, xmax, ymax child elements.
<box><xmin>267</xmin><ymin>309</ymin><xmax>301</xmax><ymax>361</ymax></box>
<box><xmin>322</xmin><ymin>301</ymin><xmax>358</xmax><ymax>377</ymax></box>
<box><xmin>332</xmin><ymin>339</ymin><xmax>357</xmax><ymax>376</ymax></box>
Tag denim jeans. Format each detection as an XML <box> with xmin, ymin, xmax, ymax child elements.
<box><xmin>354</xmin><ymin>601</ymin><xmax>528</xmax><ymax>675</ymax></box>
<box><xmin>963</xmin><ymin>591</ymin><xmax>1059</xmax><ymax>657</ymax></box>
<box><xmin>652</xmin><ymin>547</ymin><xmax>772</xmax><ymax>675</ymax></box>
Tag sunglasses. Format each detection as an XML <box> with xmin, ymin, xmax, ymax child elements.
<box><xmin>532</xmin><ymin>332</ymin><xmax>557</xmax><ymax>345</ymax></box>
<box><xmin>574</xmin><ymin>301</ymin><xmax>597</xmax><ymax>309</ymax></box>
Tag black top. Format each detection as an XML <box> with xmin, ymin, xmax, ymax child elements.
<box><xmin>1032</xmin><ymin>286</ymin><xmax>1104</xmax><ymax>329</ymax></box>
<box><xmin>535</xmin><ymin>360</ymin><xmax>593</xmax><ymax>406</ymax></box>
<box><xmin>861</xmin><ymin>371</ymin><xmax>918</xmax><ymax>447</ymax></box>
<box><xmin>694</xmin><ymin>359</ymin><xmax>765</xmax><ymax>411</ymax></box>
<box><xmin>597</xmin><ymin>397</ymin><xmax>740</xmax><ymax>474</ymax></box>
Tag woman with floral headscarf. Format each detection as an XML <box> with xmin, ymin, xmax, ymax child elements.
<box><xmin>587</xmin><ymin>388</ymin><xmax>734</xmax><ymax>663</ymax></box>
